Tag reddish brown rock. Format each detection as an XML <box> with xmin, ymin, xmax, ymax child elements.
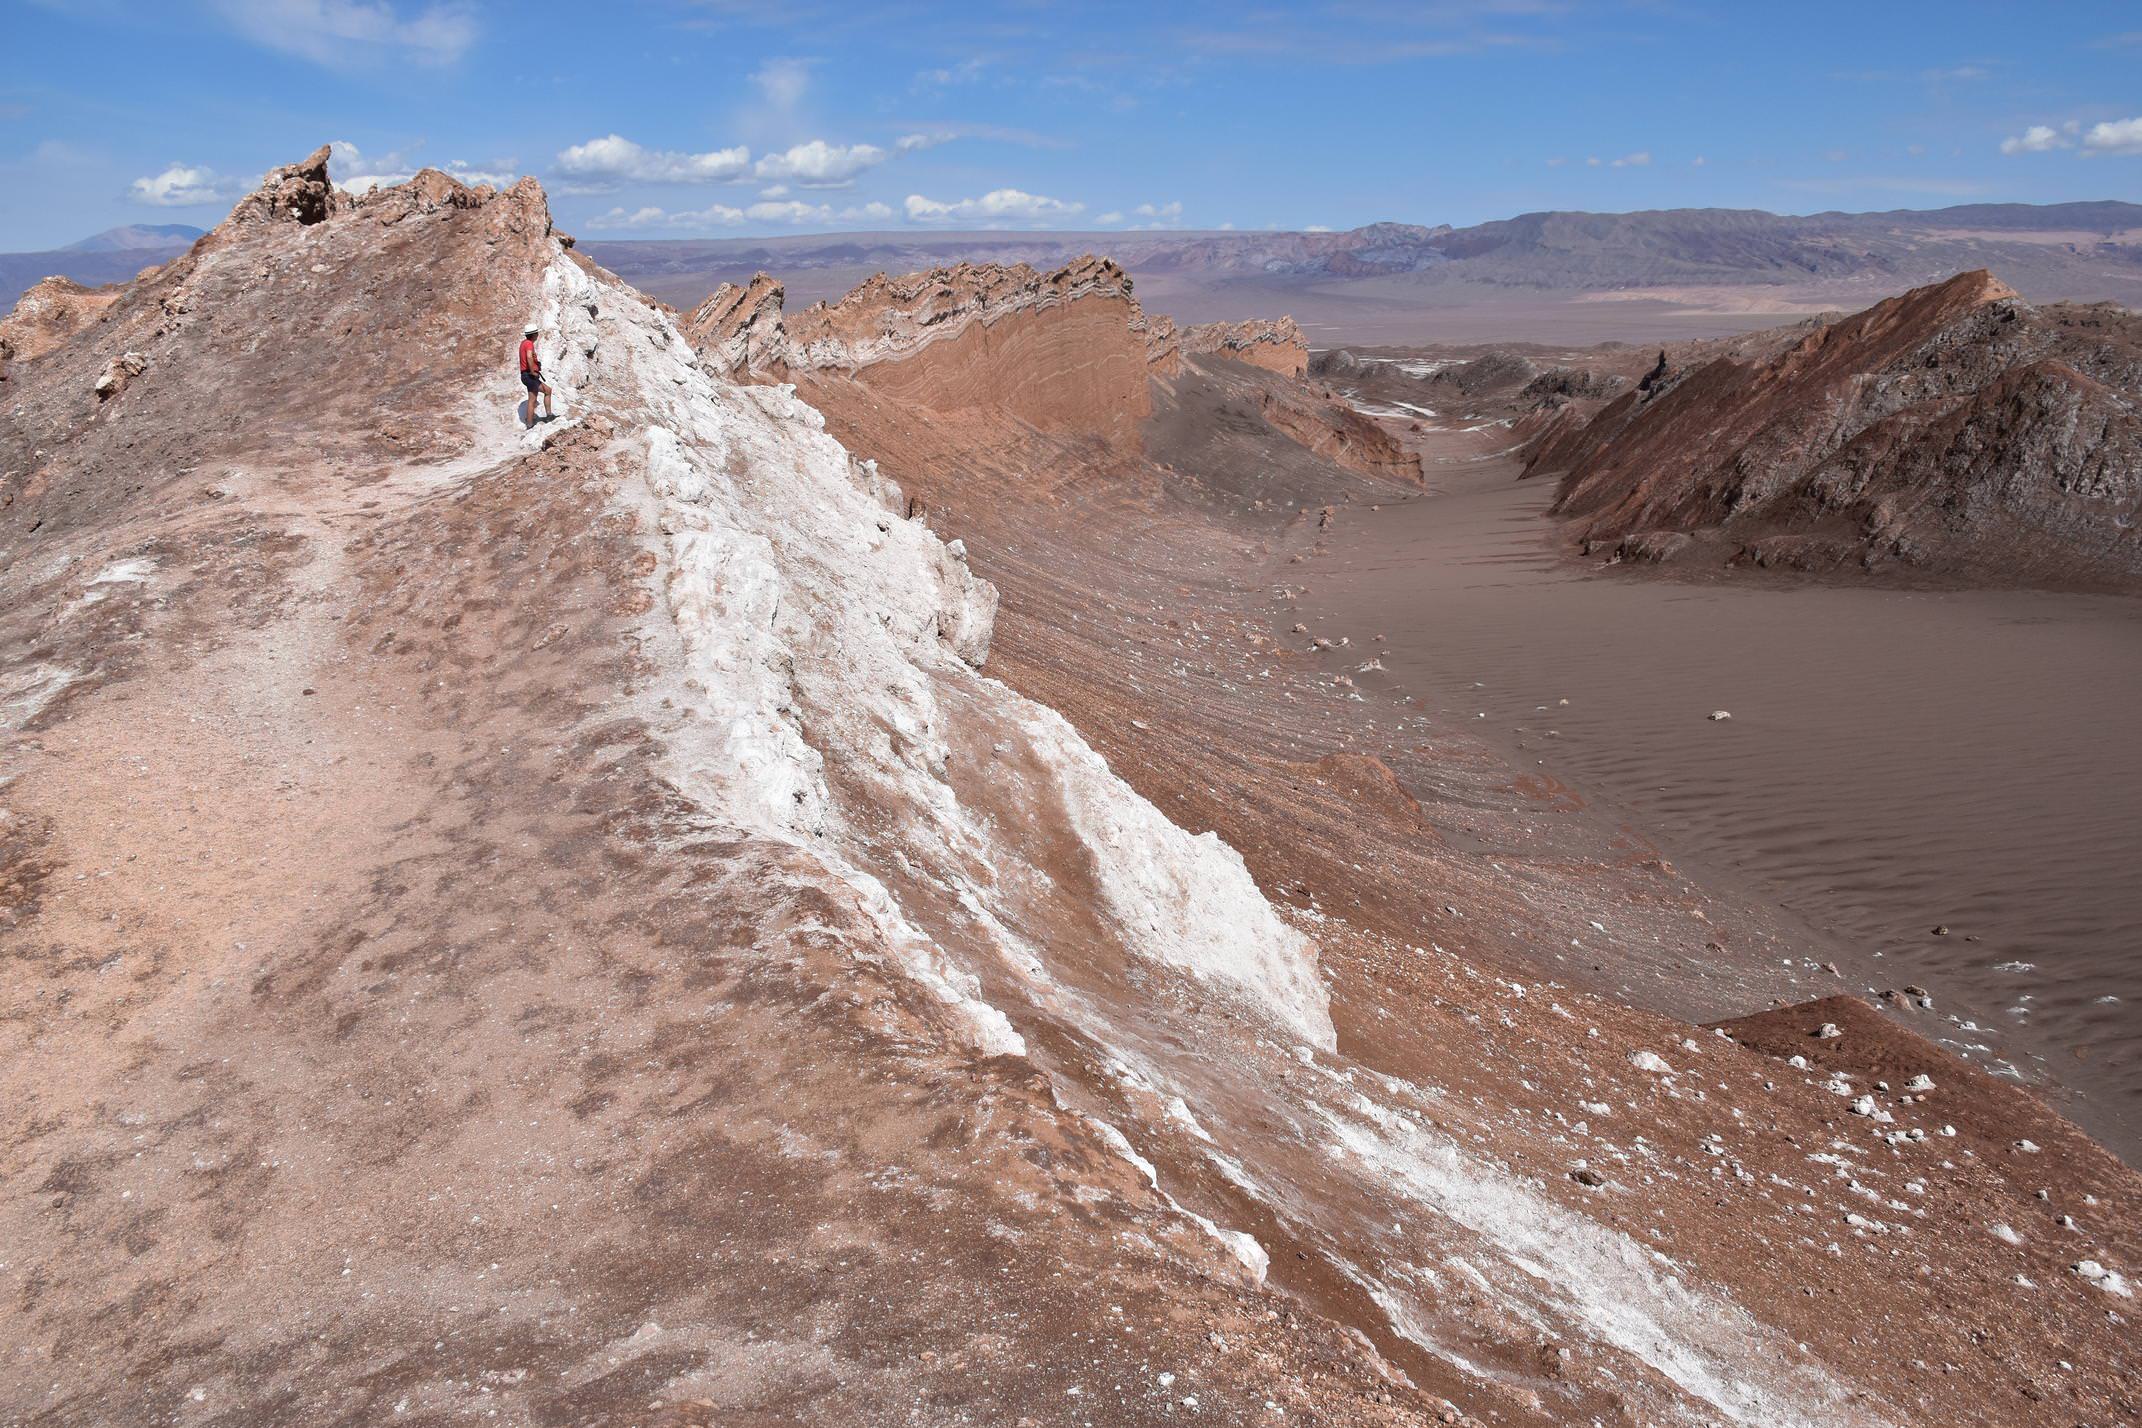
<box><xmin>1185</xmin><ymin>315</ymin><xmax>1310</xmax><ymax>378</ymax></box>
<box><xmin>1528</xmin><ymin>270</ymin><xmax>2142</xmax><ymax>588</ymax></box>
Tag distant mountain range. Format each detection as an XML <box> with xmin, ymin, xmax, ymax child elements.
<box><xmin>582</xmin><ymin>201</ymin><xmax>2142</xmax><ymax>343</ymax></box>
<box><xmin>8</xmin><ymin>205</ymin><xmax>2137</xmax><ymax>342</ymax></box>
<box><xmin>0</xmin><ymin>224</ymin><xmax>204</xmax><ymax>313</ymax></box>
<box><xmin>62</xmin><ymin>223</ymin><xmax>205</xmax><ymax>253</ymax></box>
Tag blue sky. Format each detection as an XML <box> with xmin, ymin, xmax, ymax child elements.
<box><xmin>3</xmin><ymin>1</ymin><xmax>2138</xmax><ymax>250</ymax></box>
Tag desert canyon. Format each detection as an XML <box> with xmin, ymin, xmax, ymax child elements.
<box><xmin>2</xmin><ymin>134</ymin><xmax>2138</xmax><ymax>1428</ymax></box>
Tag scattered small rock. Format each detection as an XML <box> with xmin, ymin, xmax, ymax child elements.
<box><xmin>1707</xmin><ymin>710</ymin><xmax>1732</xmax><ymax>721</ymax></box>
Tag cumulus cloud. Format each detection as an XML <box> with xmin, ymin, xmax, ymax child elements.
<box><xmin>587</xmin><ymin>203</ymin><xmax>745</xmax><ymax>231</ymax></box>
<box><xmin>210</xmin><ymin>0</ymin><xmax>476</xmax><ymax>67</ymax></box>
<box><xmin>1610</xmin><ymin>151</ymin><xmax>1651</xmax><ymax>168</ymax></box>
<box><xmin>555</xmin><ymin>134</ymin><xmax>751</xmax><ymax>185</ymax></box>
<box><xmin>1096</xmin><ymin>210</ymin><xmax>1125</xmax><ymax>225</ymax></box>
<box><xmin>2000</xmin><ymin>124</ymin><xmax>2070</xmax><ymax>155</ymax></box>
<box><xmin>2082</xmin><ymin>117</ymin><xmax>2142</xmax><ymax>155</ymax></box>
<box><xmin>903</xmin><ymin>188</ymin><xmax>1084</xmax><ymax>226</ymax></box>
<box><xmin>753</xmin><ymin>139</ymin><xmax>888</xmax><ymax>188</ymax></box>
<box><xmin>330</xmin><ymin>139</ymin><xmax>512</xmax><ymax>194</ymax></box>
<box><xmin>129</xmin><ymin>163</ymin><xmax>246</xmax><ymax>207</ymax></box>
<box><xmin>587</xmin><ymin>198</ymin><xmax>894</xmax><ymax>232</ymax></box>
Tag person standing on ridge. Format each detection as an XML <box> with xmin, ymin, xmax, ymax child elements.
<box><xmin>518</xmin><ymin>322</ymin><xmax>553</xmax><ymax>428</ymax></box>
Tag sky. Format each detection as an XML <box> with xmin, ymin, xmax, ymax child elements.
<box><xmin>2</xmin><ymin>0</ymin><xmax>2138</xmax><ymax>250</ymax></box>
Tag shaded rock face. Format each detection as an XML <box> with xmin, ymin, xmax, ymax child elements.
<box><xmin>1529</xmin><ymin>270</ymin><xmax>2142</xmax><ymax>588</ymax></box>
<box><xmin>1184</xmin><ymin>316</ymin><xmax>1309</xmax><ymax>378</ymax></box>
<box><xmin>1255</xmin><ymin>383</ymin><xmax>1424</xmax><ymax>486</ymax></box>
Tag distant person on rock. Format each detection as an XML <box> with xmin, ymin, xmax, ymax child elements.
<box><xmin>518</xmin><ymin>323</ymin><xmax>553</xmax><ymax>427</ymax></box>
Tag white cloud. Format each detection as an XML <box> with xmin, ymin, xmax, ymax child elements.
<box><xmin>1584</xmin><ymin>156</ymin><xmax>1601</xmax><ymax>167</ymax></box>
<box><xmin>588</xmin><ymin>197</ymin><xmax>894</xmax><ymax>232</ymax></box>
<box><xmin>1304</xmin><ymin>224</ymin><xmax>1333</xmax><ymax>233</ymax></box>
<box><xmin>903</xmin><ymin>188</ymin><xmax>1084</xmax><ymax>226</ymax></box>
<box><xmin>210</xmin><ymin>0</ymin><xmax>476</xmax><ymax>67</ymax></box>
<box><xmin>2082</xmin><ymin>116</ymin><xmax>2142</xmax><ymax>155</ymax></box>
<box><xmin>1135</xmin><ymin>201</ymin><xmax>1182</xmax><ymax>219</ymax></box>
<box><xmin>746</xmin><ymin>199</ymin><xmax>832</xmax><ymax>224</ymax></box>
<box><xmin>1096</xmin><ymin>210</ymin><xmax>1125</xmax><ymax>225</ymax></box>
<box><xmin>1544</xmin><ymin>156</ymin><xmax>1567</xmax><ymax>168</ymax></box>
<box><xmin>1690</xmin><ymin>155</ymin><xmax>1708</xmax><ymax>167</ymax></box>
<box><xmin>330</xmin><ymin>139</ymin><xmax>512</xmax><ymax>194</ymax></box>
<box><xmin>129</xmin><ymin>163</ymin><xmax>246</xmax><ymax>207</ymax></box>
<box><xmin>751</xmin><ymin>58</ymin><xmax>811</xmax><ymax>114</ymax></box>
<box><xmin>753</xmin><ymin>139</ymin><xmax>887</xmax><ymax>188</ymax></box>
<box><xmin>1609</xmin><ymin>150</ymin><xmax>1651</xmax><ymax>168</ymax></box>
<box><xmin>895</xmin><ymin>132</ymin><xmax>952</xmax><ymax>153</ymax></box>
<box><xmin>759</xmin><ymin>183</ymin><xmax>789</xmax><ymax>199</ymax></box>
<box><xmin>555</xmin><ymin>134</ymin><xmax>751</xmax><ymax>184</ymax></box>
<box><xmin>1999</xmin><ymin>124</ymin><xmax>2069</xmax><ymax>155</ymax></box>
<box><xmin>586</xmin><ymin>203</ymin><xmax>746</xmax><ymax>231</ymax></box>
<box><xmin>915</xmin><ymin>56</ymin><xmax>989</xmax><ymax>88</ymax></box>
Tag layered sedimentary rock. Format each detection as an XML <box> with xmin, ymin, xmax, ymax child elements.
<box><xmin>686</xmin><ymin>255</ymin><xmax>1170</xmax><ymax>442</ymax></box>
<box><xmin>1184</xmin><ymin>315</ymin><xmax>1309</xmax><ymax>378</ymax></box>
<box><xmin>1528</xmin><ymin>270</ymin><xmax>2142</xmax><ymax>586</ymax></box>
<box><xmin>1256</xmin><ymin>382</ymin><xmax>1424</xmax><ymax>484</ymax></box>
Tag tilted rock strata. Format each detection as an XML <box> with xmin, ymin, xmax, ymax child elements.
<box><xmin>687</xmin><ymin>254</ymin><xmax>1174</xmax><ymax>379</ymax></box>
<box><xmin>1184</xmin><ymin>316</ymin><xmax>1310</xmax><ymax>378</ymax></box>
<box><xmin>1255</xmin><ymin>382</ymin><xmax>1424</xmax><ymax>485</ymax></box>
<box><xmin>1529</xmin><ymin>269</ymin><xmax>2142</xmax><ymax>586</ymax></box>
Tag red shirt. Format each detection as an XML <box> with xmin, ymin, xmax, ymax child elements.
<box><xmin>518</xmin><ymin>337</ymin><xmax>539</xmax><ymax>374</ymax></box>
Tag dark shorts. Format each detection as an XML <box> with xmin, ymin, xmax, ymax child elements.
<box><xmin>521</xmin><ymin>370</ymin><xmax>543</xmax><ymax>392</ymax></box>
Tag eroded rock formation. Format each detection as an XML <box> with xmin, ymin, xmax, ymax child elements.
<box><xmin>1529</xmin><ymin>270</ymin><xmax>2142</xmax><ymax>586</ymax></box>
<box><xmin>1184</xmin><ymin>315</ymin><xmax>1310</xmax><ymax>378</ymax></box>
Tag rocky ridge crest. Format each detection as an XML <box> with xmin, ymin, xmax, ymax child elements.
<box><xmin>1529</xmin><ymin>269</ymin><xmax>2142</xmax><ymax>586</ymax></box>
<box><xmin>686</xmin><ymin>254</ymin><xmax>1183</xmax><ymax>380</ymax></box>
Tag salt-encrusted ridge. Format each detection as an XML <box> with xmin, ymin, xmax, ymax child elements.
<box><xmin>539</xmin><ymin>254</ymin><xmax>1332</xmax><ymax>1052</ymax></box>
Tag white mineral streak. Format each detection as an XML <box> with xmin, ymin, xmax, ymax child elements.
<box><xmin>532</xmin><ymin>253</ymin><xmax>1331</xmax><ymax>1055</ymax></box>
<box><xmin>526</xmin><ymin>245</ymin><xmax>1890</xmax><ymax>1428</ymax></box>
<box><xmin>1316</xmin><ymin>1092</ymin><xmax>1896</xmax><ymax>1428</ymax></box>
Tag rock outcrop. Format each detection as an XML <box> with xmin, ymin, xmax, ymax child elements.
<box><xmin>0</xmin><ymin>276</ymin><xmax>119</xmax><ymax>376</ymax></box>
<box><xmin>1184</xmin><ymin>315</ymin><xmax>1309</xmax><ymax>378</ymax></box>
<box><xmin>1256</xmin><ymin>383</ymin><xmax>1424</xmax><ymax>485</ymax></box>
<box><xmin>685</xmin><ymin>255</ymin><xmax>1171</xmax><ymax>443</ymax></box>
<box><xmin>1529</xmin><ymin>270</ymin><xmax>2142</xmax><ymax>587</ymax></box>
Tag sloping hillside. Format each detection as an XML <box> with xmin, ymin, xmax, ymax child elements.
<box><xmin>1525</xmin><ymin>270</ymin><xmax>2142</xmax><ymax>586</ymax></box>
<box><xmin>2</xmin><ymin>151</ymin><xmax>2137</xmax><ymax>1427</ymax></box>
